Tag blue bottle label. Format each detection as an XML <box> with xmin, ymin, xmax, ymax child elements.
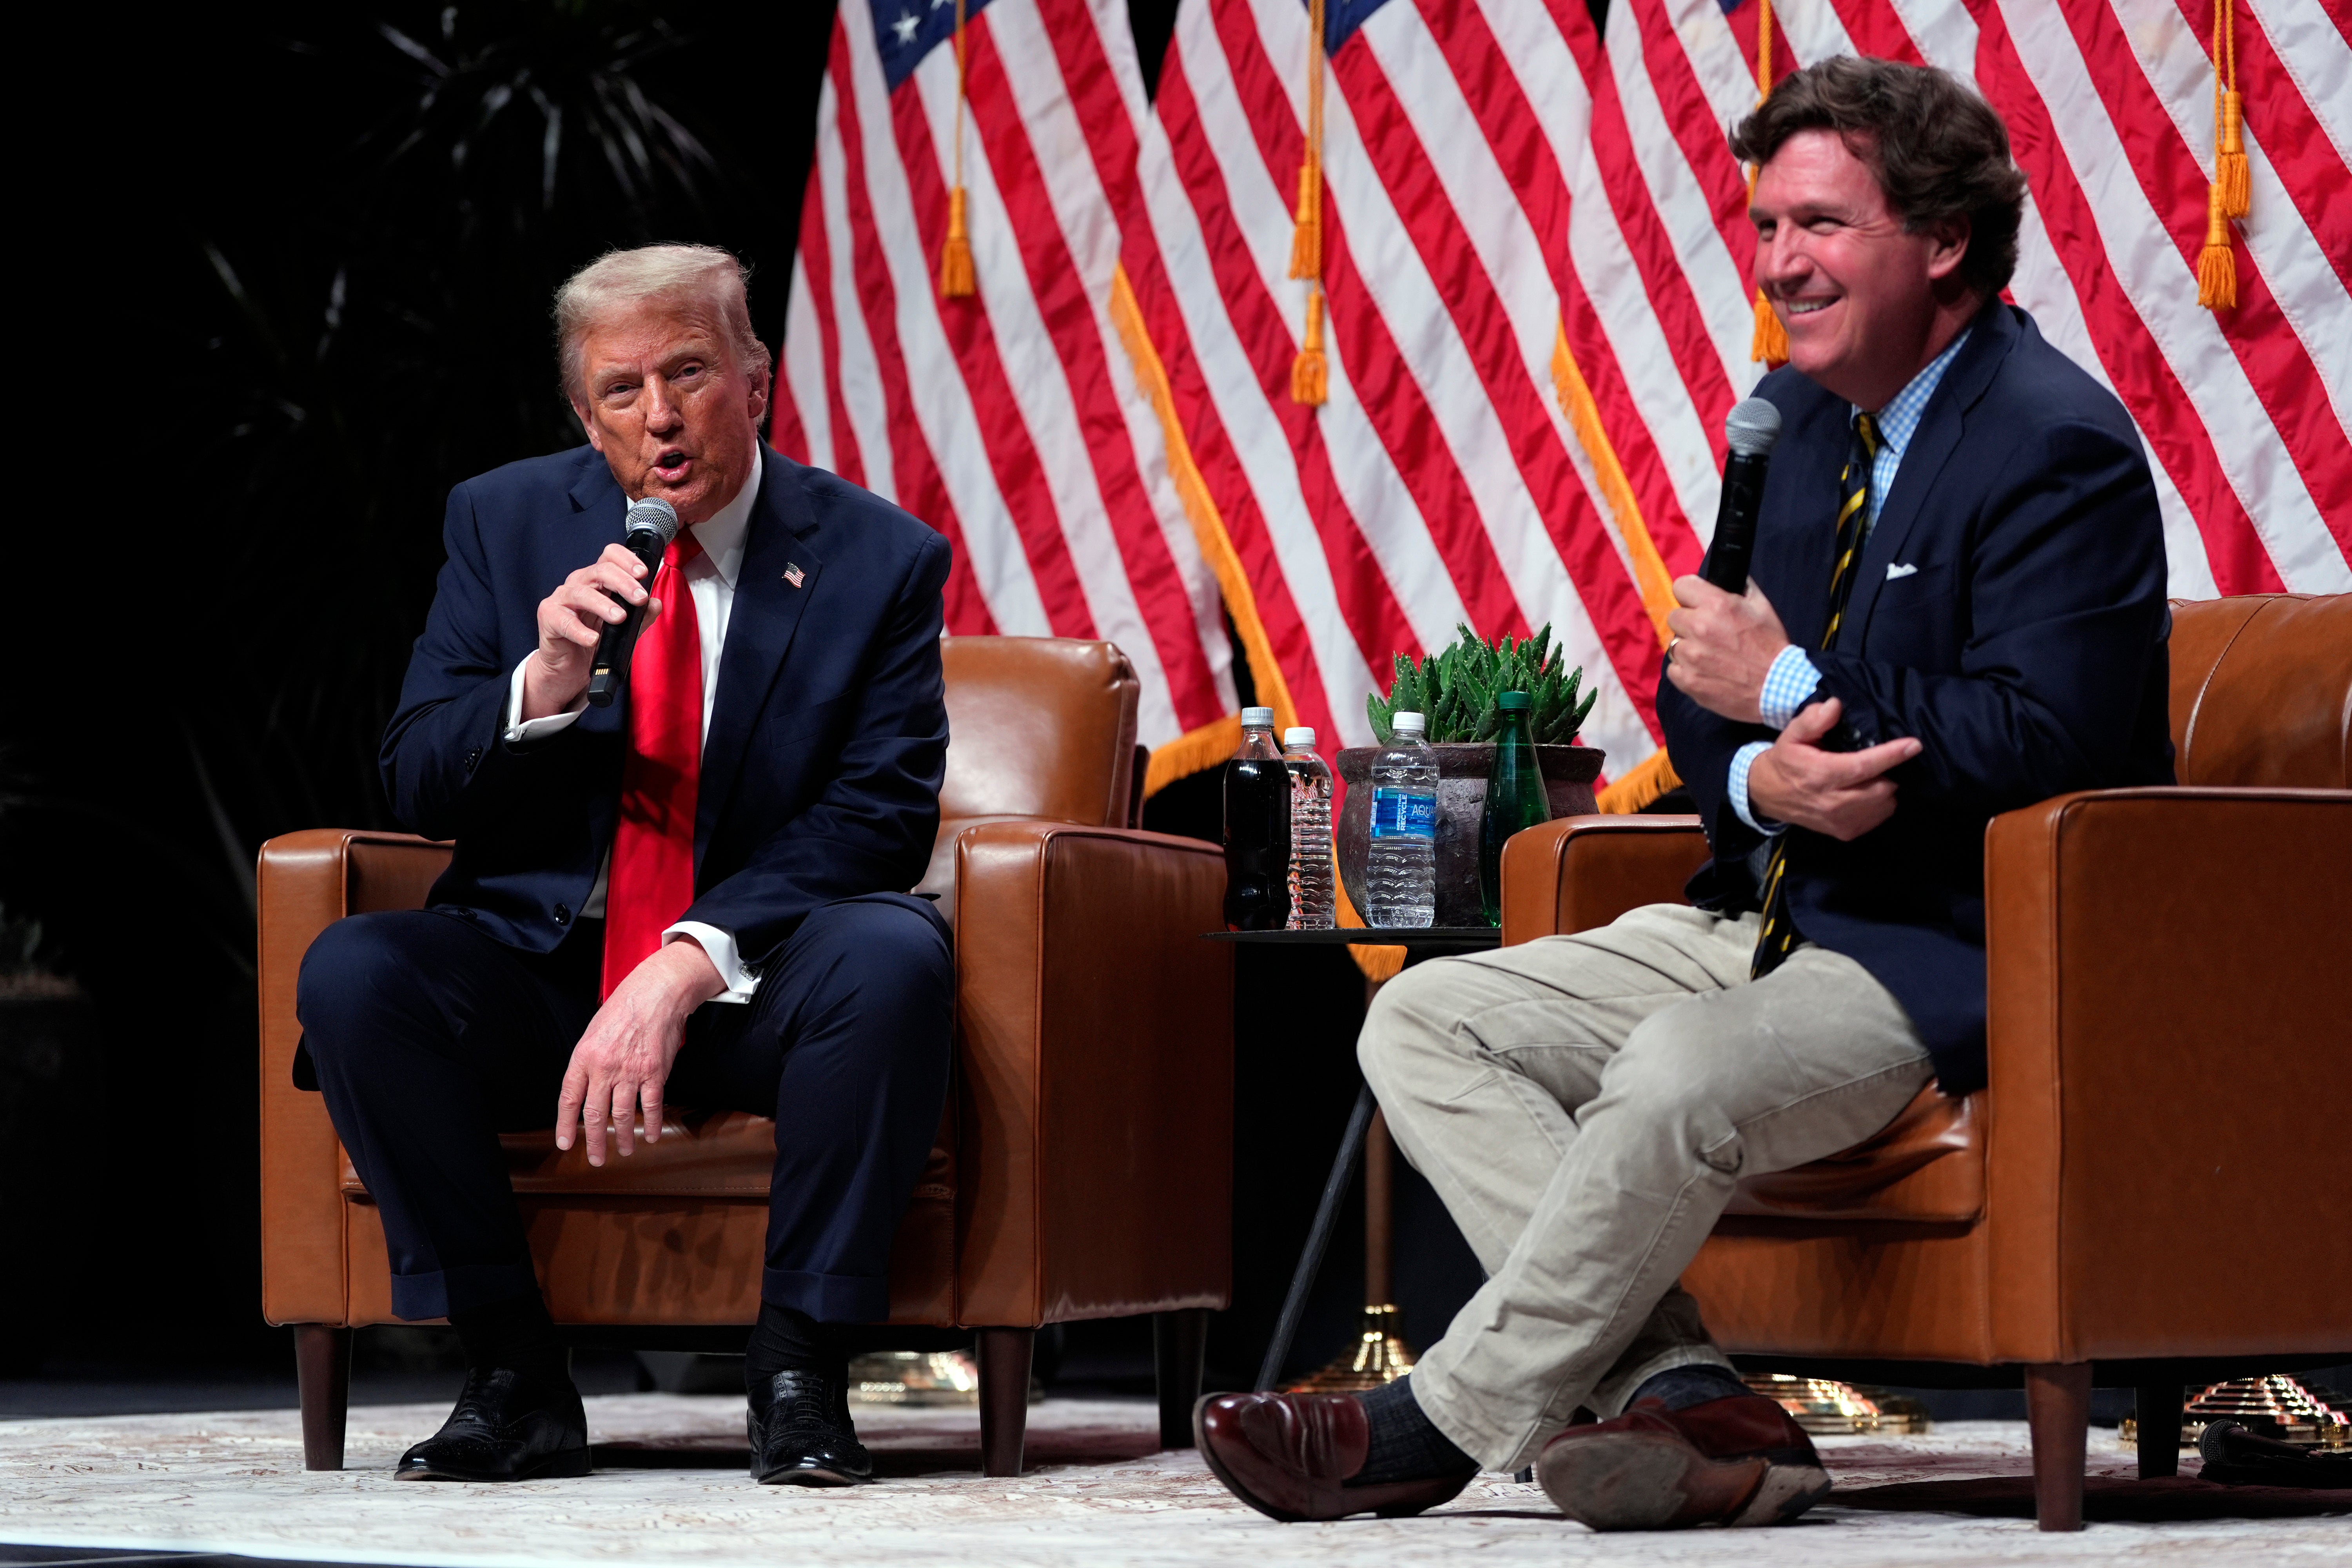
<box><xmin>1371</xmin><ymin>788</ymin><xmax>1437</xmax><ymax>840</ymax></box>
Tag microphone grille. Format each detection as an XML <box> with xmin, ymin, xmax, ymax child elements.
<box><xmin>624</xmin><ymin>496</ymin><xmax>681</xmax><ymax>543</ymax></box>
<box><xmin>1724</xmin><ymin>396</ymin><xmax>1783</xmax><ymax>457</ymax></box>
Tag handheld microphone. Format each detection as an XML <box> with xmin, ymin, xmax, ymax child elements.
<box><xmin>585</xmin><ymin>496</ymin><xmax>681</xmax><ymax>708</ymax></box>
<box><xmin>1700</xmin><ymin>396</ymin><xmax>1782</xmax><ymax>593</ymax></box>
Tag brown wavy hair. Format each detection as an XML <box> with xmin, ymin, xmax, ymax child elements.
<box><xmin>1729</xmin><ymin>56</ymin><xmax>2028</xmax><ymax>298</ymax></box>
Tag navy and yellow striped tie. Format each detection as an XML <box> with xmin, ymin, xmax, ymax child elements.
<box><xmin>1752</xmin><ymin>412</ymin><xmax>1881</xmax><ymax>980</ymax></box>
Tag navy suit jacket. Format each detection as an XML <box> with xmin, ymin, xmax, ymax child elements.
<box><xmin>1659</xmin><ymin>302</ymin><xmax>2173</xmax><ymax>1093</ymax></box>
<box><xmin>380</xmin><ymin>443</ymin><xmax>952</xmax><ymax>972</ymax></box>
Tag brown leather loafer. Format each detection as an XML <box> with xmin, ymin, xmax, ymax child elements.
<box><xmin>1193</xmin><ymin>1391</ymin><xmax>1474</xmax><ymax>1522</ymax></box>
<box><xmin>1535</xmin><ymin>1390</ymin><xmax>1829</xmax><ymax>1530</ymax></box>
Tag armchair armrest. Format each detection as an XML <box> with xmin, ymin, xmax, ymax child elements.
<box><xmin>1499</xmin><ymin>814</ymin><xmax>1711</xmax><ymax>945</ymax></box>
<box><xmin>949</xmin><ymin>820</ymin><xmax>1233</xmax><ymax>1326</ymax></box>
<box><xmin>258</xmin><ymin>830</ymin><xmax>450</xmax><ymax>1325</ymax></box>
<box><xmin>1983</xmin><ymin>787</ymin><xmax>2352</xmax><ymax>1362</ymax></box>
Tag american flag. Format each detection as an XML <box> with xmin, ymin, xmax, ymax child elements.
<box><xmin>1118</xmin><ymin>0</ymin><xmax>1681</xmax><ymax>786</ymax></box>
<box><xmin>1113</xmin><ymin>0</ymin><xmax>2348</xmax><ymax>798</ymax></box>
<box><xmin>777</xmin><ymin>0</ymin><xmax>2348</xmax><ymax>798</ymax></box>
<box><xmin>767</xmin><ymin>0</ymin><xmax>1239</xmax><ymax>771</ymax></box>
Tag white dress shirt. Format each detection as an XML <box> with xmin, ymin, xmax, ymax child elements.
<box><xmin>1726</xmin><ymin>332</ymin><xmax>1971</xmax><ymax>834</ymax></box>
<box><xmin>501</xmin><ymin>447</ymin><xmax>764</xmax><ymax>1002</ymax></box>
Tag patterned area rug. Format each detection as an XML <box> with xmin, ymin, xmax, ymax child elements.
<box><xmin>3</xmin><ymin>1396</ymin><xmax>2344</xmax><ymax>1566</ymax></box>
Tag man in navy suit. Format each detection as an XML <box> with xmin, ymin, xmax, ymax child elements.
<box><xmin>298</xmin><ymin>245</ymin><xmax>954</xmax><ymax>1486</ymax></box>
<box><xmin>1194</xmin><ymin>59</ymin><xmax>2171</xmax><ymax>1531</ymax></box>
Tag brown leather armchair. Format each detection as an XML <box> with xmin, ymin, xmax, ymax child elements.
<box><xmin>1498</xmin><ymin>593</ymin><xmax>2352</xmax><ymax>1529</ymax></box>
<box><xmin>258</xmin><ymin>637</ymin><xmax>1233</xmax><ymax>1476</ymax></box>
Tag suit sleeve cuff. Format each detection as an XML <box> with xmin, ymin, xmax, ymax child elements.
<box><xmin>664</xmin><ymin>922</ymin><xmax>758</xmax><ymax>1004</ymax></box>
<box><xmin>504</xmin><ymin>656</ymin><xmax>587</xmax><ymax>744</ymax></box>
<box><xmin>1728</xmin><ymin>741</ymin><xmax>1788</xmax><ymax>836</ymax></box>
<box><xmin>1757</xmin><ymin>645</ymin><xmax>1823</xmax><ymax>732</ymax></box>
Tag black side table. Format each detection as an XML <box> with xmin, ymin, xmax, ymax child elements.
<box><xmin>1203</xmin><ymin>927</ymin><xmax>1500</xmax><ymax>1389</ymax></box>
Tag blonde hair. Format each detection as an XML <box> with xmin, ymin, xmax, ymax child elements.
<box><xmin>554</xmin><ymin>244</ymin><xmax>772</xmax><ymax>403</ymax></box>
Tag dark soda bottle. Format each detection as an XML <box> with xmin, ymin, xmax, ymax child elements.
<box><xmin>1223</xmin><ymin>706</ymin><xmax>1293</xmax><ymax>931</ymax></box>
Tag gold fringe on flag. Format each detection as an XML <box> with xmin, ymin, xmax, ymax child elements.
<box><xmin>1107</xmin><ymin>262</ymin><xmax>1298</xmax><ymax>761</ymax></box>
<box><xmin>1597</xmin><ymin>750</ymin><xmax>1683</xmax><ymax>814</ymax></box>
<box><xmin>1143</xmin><ymin>713</ymin><xmax>1245</xmax><ymax>798</ymax></box>
<box><xmin>2212</xmin><ymin>0</ymin><xmax>2250</xmax><ymax>219</ymax></box>
<box><xmin>938</xmin><ymin>0</ymin><xmax>976</xmax><ymax>299</ymax></box>
<box><xmin>1747</xmin><ymin>0</ymin><xmax>1787</xmax><ymax>365</ymax></box>
<box><xmin>1552</xmin><ymin>320</ymin><xmax>1676</xmax><ymax>646</ymax></box>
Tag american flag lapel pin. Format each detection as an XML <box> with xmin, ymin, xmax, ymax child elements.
<box><xmin>783</xmin><ymin>563</ymin><xmax>806</xmax><ymax>588</ymax></box>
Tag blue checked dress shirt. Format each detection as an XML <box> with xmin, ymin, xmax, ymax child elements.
<box><xmin>1728</xmin><ymin>330</ymin><xmax>1972</xmax><ymax>833</ymax></box>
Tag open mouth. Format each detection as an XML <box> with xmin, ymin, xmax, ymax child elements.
<box><xmin>652</xmin><ymin>448</ymin><xmax>691</xmax><ymax>481</ymax></box>
<box><xmin>1783</xmin><ymin>296</ymin><xmax>1839</xmax><ymax>318</ymax></box>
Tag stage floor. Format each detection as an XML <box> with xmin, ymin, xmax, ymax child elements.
<box><xmin>2</xmin><ymin>1394</ymin><xmax>2343</xmax><ymax>1567</ymax></box>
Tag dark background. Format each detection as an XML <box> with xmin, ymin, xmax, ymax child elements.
<box><xmin>2</xmin><ymin>0</ymin><xmax>1487</xmax><ymax>1406</ymax></box>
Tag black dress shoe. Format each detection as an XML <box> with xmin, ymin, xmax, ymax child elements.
<box><xmin>396</xmin><ymin>1366</ymin><xmax>591</xmax><ymax>1482</ymax></box>
<box><xmin>748</xmin><ymin>1368</ymin><xmax>873</xmax><ymax>1486</ymax></box>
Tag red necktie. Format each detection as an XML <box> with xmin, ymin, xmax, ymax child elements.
<box><xmin>601</xmin><ymin>528</ymin><xmax>706</xmax><ymax>998</ymax></box>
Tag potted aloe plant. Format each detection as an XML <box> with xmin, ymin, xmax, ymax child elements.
<box><xmin>1336</xmin><ymin>625</ymin><xmax>1607</xmax><ymax>928</ymax></box>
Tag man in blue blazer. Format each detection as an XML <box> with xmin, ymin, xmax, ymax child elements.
<box><xmin>297</xmin><ymin>246</ymin><xmax>953</xmax><ymax>1487</ymax></box>
<box><xmin>1194</xmin><ymin>59</ymin><xmax>2171</xmax><ymax>1533</ymax></box>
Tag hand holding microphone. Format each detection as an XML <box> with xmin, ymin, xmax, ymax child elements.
<box><xmin>522</xmin><ymin>497</ymin><xmax>681</xmax><ymax>719</ymax></box>
<box><xmin>1666</xmin><ymin>397</ymin><xmax>1794</xmax><ymax>724</ymax></box>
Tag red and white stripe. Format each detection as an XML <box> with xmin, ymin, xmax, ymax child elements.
<box><xmin>1120</xmin><ymin>0</ymin><xmax>1679</xmax><ymax>777</ymax></box>
<box><xmin>1595</xmin><ymin>0</ymin><xmax>2350</xmax><ymax>599</ymax></box>
<box><xmin>769</xmin><ymin>0</ymin><xmax>1236</xmax><ymax>751</ymax></box>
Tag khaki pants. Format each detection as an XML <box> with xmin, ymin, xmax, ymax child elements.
<box><xmin>1359</xmin><ymin>903</ymin><xmax>1933</xmax><ymax>1470</ymax></box>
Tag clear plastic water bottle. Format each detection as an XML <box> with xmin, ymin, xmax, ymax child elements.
<box><xmin>1281</xmin><ymin>727</ymin><xmax>1336</xmax><ymax>930</ymax></box>
<box><xmin>1222</xmin><ymin>707</ymin><xmax>1292</xmax><ymax>931</ymax></box>
<box><xmin>1367</xmin><ymin>711</ymin><xmax>1438</xmax><ymax>928</ymax></box>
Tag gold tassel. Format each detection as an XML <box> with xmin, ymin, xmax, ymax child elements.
<box><xmin>1745</xmin><ymin>1</ymin><xmax>1784</xmax><ymax>365</ymax></box>
<box><xmin>938</xmin><ymin>0</ymin><xmax>975</xmax><ymax>300</ymax></box>
<box><xmin>2197</xmin><ymin>185</ymin><xmax>2237</xmax><ymax>309</ymax></box>
<box><xmin>1292</xmin><ymin>286</ymin><xmax>1328</xmax><ymax>406</ymax></box>
<box><xmin>1289</xmin><ymin>156</ymin><xmax>1322</xmax><ymax>279</ymax></box>
<box><xmin>1289</xmin><ymin>0</ymin><xmax>1328</xmax><ymax>398</ymax></box>
<box><xmin>2216</xmin><ymin>87</ymin><xmax>2250</xmax><ymax>218</ymax></box>
<box><xmin>939</xmin><ymin>188</ymin><xmax>976</xmax><ymax>298</ymax></box>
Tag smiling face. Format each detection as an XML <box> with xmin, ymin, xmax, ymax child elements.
<box><xmin>1751</xmin><ymin>129</ymin><xmax>1975</xmax><ymax>411</ymax></box>
<box><xmin>570</xmin><ymin>300</ymin><xmax>767</xmax><ymax>525</ymax></box>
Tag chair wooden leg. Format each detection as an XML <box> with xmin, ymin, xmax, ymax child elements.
<box><xmin>2136</xmin><ymin>1382</ymin><xmax>2183</xmax><ymax>1479</ymax></box>
<box><xmin>293</xmin><ymin>1325</ymin><xmax>352</xmax><ymax>1472</ymax></box>
<box><xmin>2025</xmin><ymin>1362</ymin><xmax>2091</xmax><ymax>1531</ymax></box>
<box><xmin>978</xmin><ymin>1327</ymin><xmax>1034</xmax><ymax>1477</ymax></box>
<box><xmin>1153</xmin><ymin>1308</ymin><xmax>1209</xmax><ymax>1450</ymax></box>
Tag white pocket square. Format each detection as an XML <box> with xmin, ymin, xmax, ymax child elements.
<box><xmin>1885</xmin><ymin>562</ymin><xmax>1920</xmax><ymax>580</ymax></box>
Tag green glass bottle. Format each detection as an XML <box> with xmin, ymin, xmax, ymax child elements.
<box><xmin>1478</xmin><ymin>690</ymin><xmax>1552</xmax><ymax>926</ymax></box>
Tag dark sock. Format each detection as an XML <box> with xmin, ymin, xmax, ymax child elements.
<box><xmin>1629</xmin><ymin>1363</ymin><xmax>1750</xmax><ymax>1412</ymax></box>
<box><xmin>1350</xmin><ymin>1375</ymin><xmax>1477</xmax><ymax>1485</ymax></box>
<box><xmin>448</xmin><ymin>1291</ymin><xmax>566</xmax><ymax>1381</ymax></box>
<box><xmin>744</xmin><ymin>1300</ymin><xmax>846</xmax><ymax>1400</ymax></box>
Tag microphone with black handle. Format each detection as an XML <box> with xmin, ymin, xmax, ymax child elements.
<box><xmin>585</xmin><ymin>496</ymin><xmax>682</xmax><ymax>708</ymax></box>
<box><xmin>1700</xmin><ymin>396</ymin><xmax>1782</xmax><ymax>593</ymax></box>
<box><xmin>1693</xmin><ymin>395</ymin><xmax>1861</xmax><ymax>753</ymax></box>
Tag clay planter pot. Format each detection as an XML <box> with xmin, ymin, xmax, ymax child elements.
<box><xmin>1334</xmin><ymin>744</ymin><xmax>1605</xmax><ymax>929</ymax></box>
